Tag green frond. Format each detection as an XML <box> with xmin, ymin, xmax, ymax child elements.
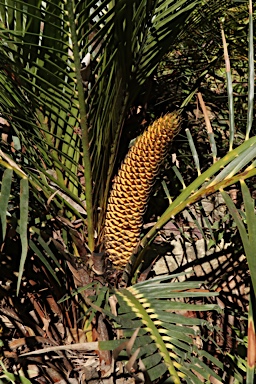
<box><xmin>0</xmin><ymin>0</ymin><xmax>193</xmax><ymax>233</ymax></box>
<box><xmin>0</xmin><ymin>0</ymin><xmax>237</xmax><ymax>246</ymax></box>
<box><xmin>109</xmin><ymin>274</ymin><xmax>222</xmax><ymax>383</ymax></box>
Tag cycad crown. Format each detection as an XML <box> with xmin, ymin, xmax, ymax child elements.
<box><xmin>105</xmin><ymin>112</ymin><xmax>181</xmax><ymax>269</ymax></box>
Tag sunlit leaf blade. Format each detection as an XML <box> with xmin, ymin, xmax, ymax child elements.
<box><xmin>17</xmin><ymin>177</ymin><xmax>29</xmax><ymax>295</ymax></box>
<box><xmin>0</xmin><ymin>168</ymin><xmax>13</xmax><ymax>242</ymax></box>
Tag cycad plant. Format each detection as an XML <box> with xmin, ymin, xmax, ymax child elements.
<box><xmin>0</xmin><ymin>0</ymin><xmax>255</xmax><ymax>382</ymax></box>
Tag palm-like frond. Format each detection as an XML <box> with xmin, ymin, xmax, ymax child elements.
<box><xmin>100</xmin><ymin>274</ymin><xmax>223</xmax><ymax>383</ymax></box>
<box><xmin>0</xmin><ymin>0</ymin><xmax>234</xmax><ymax>248</ymax></box>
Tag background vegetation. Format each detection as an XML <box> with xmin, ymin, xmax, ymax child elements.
<box><xmin>0</xmin><ymin>0</ymin><xmax>255</xmax><ymax>383</ymax></box>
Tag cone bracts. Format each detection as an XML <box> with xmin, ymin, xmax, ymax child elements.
<box><xmin>105</xmin><ymin>112</ymin><xmax>181</xmax><ymax>269</ymax></box>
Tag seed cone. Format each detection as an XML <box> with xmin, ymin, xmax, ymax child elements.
<box><xmin>105</xmin><ymin>112</ymin><xmax>181</xmax><ymax>269</ymax></box>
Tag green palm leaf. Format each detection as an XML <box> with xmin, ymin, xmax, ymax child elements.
<box><xmin>101</xmin><ymin>274</ymin><xmax>222</xmax><ymax>383</ymax></box>
<box><xmin>0</xmin><ymin>0</ymin><xmax>233</xmax><ymax>247</ymax></box>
